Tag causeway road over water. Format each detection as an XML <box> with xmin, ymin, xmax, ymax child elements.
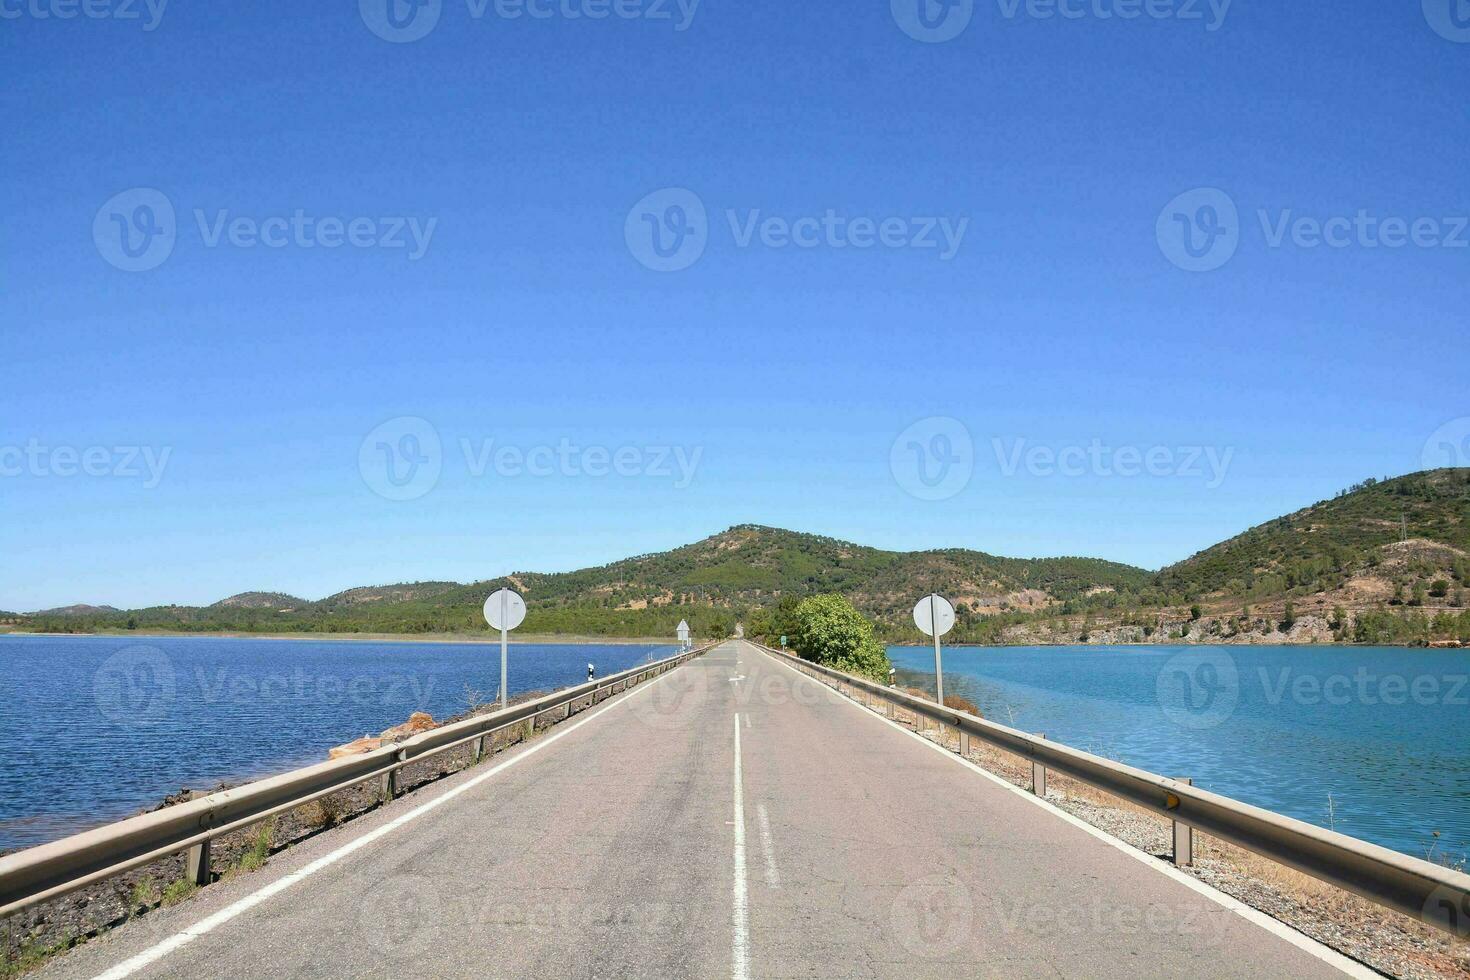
<box><xmin>37</xmin><ymin>641</ymin><xmax>1368</xmax><ymax>979</ymax></box>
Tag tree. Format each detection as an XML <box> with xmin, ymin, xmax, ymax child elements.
<box><xmin>770</xmin><ymin>594</ymin><xmax>803</xmax><ymax>645</ymax></box>
<box><xmin>1189</xmin><ymin>604</ymin><xmax>1202</xmax><ymax>621</ymax></box>
<box><xmin>1430</xmin><ymin>580</ymin><xmax>1450</xmax><ymax>599</ymax></box>
<box><xmin>790</xmin><ymin>594</ymin><xmax>891</xmax><ymax>682</ymax></box>
<box><xmin>1279</xmin><ymin>602</ymin><xmax>1296</xmax><ymax>633</ymax></box>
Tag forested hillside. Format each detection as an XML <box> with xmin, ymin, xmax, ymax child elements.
<box><xmin>12</xmin><ymin>526</ymin><xmax>1152</xmax><ymax>640</ymax></box>
<box><xmin>13</xmin><ymin>470</ymin><xmax>1468</xmax><ymax>646</ymax></box>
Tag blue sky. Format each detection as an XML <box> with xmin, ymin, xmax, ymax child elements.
<box><xmin>2</xmin><ymin>0</ymin><xmax>1467</xmax><ymax>610</ymax></box>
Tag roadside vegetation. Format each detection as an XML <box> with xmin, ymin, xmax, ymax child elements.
<box><xmin>762</xmin><ymin>593</ymin><xmax>892</xmax><ymax>682</ymax></box>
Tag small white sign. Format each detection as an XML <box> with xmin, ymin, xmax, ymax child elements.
<box><xmin>913</xmin><ymin>594</ymin><xmax>956</xmax><ymax>638</ymax></box>
<box><xmin>483</xmin><ymin>588</ymin><xmax>527</xmax><ymax>632</ymax></box>
<box><xmin>676</xmin><ymin>619</ymin><xmax>690</xmax><ymax>641</ymax></box>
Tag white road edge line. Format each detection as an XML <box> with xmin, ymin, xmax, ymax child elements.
<box><xmin>732</xmin><ymin>712</ymin><xmax>750</xmax><ymax>980</ymax></box>
<box><xmin>749</xmin><ymin>642</ymin><xmax>1377</xmax><ymax>980</ymax></box>
<box><xmin>756</xmin><ymin>804</ymin><xmax>780</xmax><ymax>890</ymax></box>
<box><xmin>89</xmin><ymin>668</ymin><xmax>689</xmax><ymax>980</ymax></box>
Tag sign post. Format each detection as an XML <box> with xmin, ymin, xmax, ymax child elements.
<box><xmin>912</xmin><ymin>593</ymin><xmax>955</xmax><ymax>706</ymax></box>
<box><xmin>483</xmin><ymin>588</ymin><xmax>527</xmax><ymax>710</ymax></box>
<box><xmin>676</xmin><ymin>619</ymin><xmax>690</xmax><ymax>650</ymax></box>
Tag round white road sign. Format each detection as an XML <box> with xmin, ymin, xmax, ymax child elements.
<box><xmin>913</xmin><ymin>594</ymin><xmax>956</xmax><ymax>638</ymax></box>
<box><xmin>483</xmin><ymin>588</ymin><xmax>527</xmax><ymax>632</ymax></box>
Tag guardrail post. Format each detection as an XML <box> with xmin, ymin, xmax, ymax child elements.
<box><xmin>390</xmin><ymin>749</ymin><xmax>408</xmax><ymax>800</ymax></box>
<box><xmin>1031</xmin><ymin>734</ymin><xmax>1047</xmax><ymax>798</ymax></box>
<box><xmin>186</xmin><ymin>841</ymin><xmax>211</xmax><ymax>887</ymax></box>
<box><xmin>564</xmin><ymin>701</ymin><xmax>573</xmax><ymax>720</ymax></box>
<box><xmin>1173</xmin><ymin>778</ymin><xmax>1194</xmax><ymax>867</ymax></box>
<box><xmin>959</xmin><ymin>731</ymin><xmax>971</xmax><ymax>758</ymax></box>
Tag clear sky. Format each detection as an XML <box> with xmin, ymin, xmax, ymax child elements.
<box><xmin>3</xmin><ymin>0</ymin><xmax>1467</xmax><ymax>610</ymax></box>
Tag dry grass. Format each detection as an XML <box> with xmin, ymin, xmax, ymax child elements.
<box><xmin>297</xmin><ymin>793</ymin><xmax>346</xmax><ymax>831</ymax></box>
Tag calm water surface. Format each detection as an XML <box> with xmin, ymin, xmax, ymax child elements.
<box><xmin>889</xmin><ymin>644</ymin><xmax>1470</xmax><ymax>860</ymax></box>
<box><xmin>0</xmin><ymin>635</ymin><xmax>676</xmax><ymax>851</ymax></box>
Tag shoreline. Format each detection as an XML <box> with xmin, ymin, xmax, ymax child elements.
<box><xmin>0</xmin><ymin>629</ymin><xmax>680</xmax><ymax>646</ymax></box>
<box><xmin>882</xmin><ymin>639</ymin><xmax>1451</xmax><ymax>649</ymax></box>
<box><xmin>1</xmin><ymin>628</ymin><xmax>1453</xmax><ymax>650</ymax></box>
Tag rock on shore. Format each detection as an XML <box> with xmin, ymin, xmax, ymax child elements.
<box><xmin>328</xmin><ymin>712</ymin><xmax>439</xmax><ymax>759</ymax></box>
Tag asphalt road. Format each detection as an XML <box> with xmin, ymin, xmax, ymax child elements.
<box><xmin>38</xmin><ymin>641</ymin><xmax>1363</xmax><ymax>979</ymax></box>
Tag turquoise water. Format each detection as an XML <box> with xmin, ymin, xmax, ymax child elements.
<box><xmin>0</xmin><ymin>635</ymin><xmax>676</xmax><ymax>852</ymax></box>
<box><xmin>889</xmin><ymin>644</ymin><xmax>1470</xmax><ymax>860</ymax></box>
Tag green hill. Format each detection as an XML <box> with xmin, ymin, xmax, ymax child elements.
<box><xmin>1156</xmin><ymin>469</ymin><xmax>1470</xmax><ymax>601</ymax></box>
<box><xmin>15</xmin><ymin>471</ymin><xmax>1469</xmax><ymax>646</ymax></box>
<box><xmin>13</xmin><ymin>526</ymin><xmax>1152</xmax><ymax>640</ymax></box>
<box><xmin>1007</xmin><ymin>469</ymin><xmax>1470</xmax><ymax>646</ymax></box>
<box><xmin>213</xmin><ymin>592</ymin><xmax>310</xmax><ymax>611</ymax></box>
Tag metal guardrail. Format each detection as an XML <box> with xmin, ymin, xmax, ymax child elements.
<box><xmin>752</xmin><ymin>640</ymin><xmax>1470</xmax><ymax>937</ymax></box>
<box><xmin>0</xmin><ymin>643</ymin><xmax>713</xmax><ymax>918</ymax></box>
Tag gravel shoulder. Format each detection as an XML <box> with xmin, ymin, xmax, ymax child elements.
<box><xmin>874</xmin><ymin>693</ymin><xmax>1470</xmax><ymax>980</ymax></box>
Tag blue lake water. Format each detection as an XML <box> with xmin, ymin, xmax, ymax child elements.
<box><xmin>889</xmin><ymin>644</ymin><xmax>1470</xmax><ymax>860</ymax></box>
<box><xmin>0</xmin><ymin>635</ymin><xmax>676</xmax><ymax>852</ymax></box>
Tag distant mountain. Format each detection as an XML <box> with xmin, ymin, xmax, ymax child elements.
<box><xmin>1157</xmin><ymin>468</ymin><xmax>1470</xmax><ymax>599</ymax></box>
<box><xmin>213</xmin><ymin>592</ymin><xmax>309</xmax><ymax>611</ymax></box>
<box><xmin>11</xmin><ymin>527</ymin><xmax>1152</xmax><ymax>639</ymax></box>
<box><xmin>14</xmin><ymin>470</ymin><xmax>1469</xmax><ymax>646</ymax></box>
<box><xmin>1008</xmin><ymin>469</ymin><xmax>1470</xmax><ymax>646</ymax></box>
<box><xmin>34</xmin><ymin>604</ymin><xmax>121</xmax><ymax>616</ymax></box>
<box><xmin>316</xmin><ymin>583</ymin><xmax>460</xmax><ymax>609</ymax></box>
